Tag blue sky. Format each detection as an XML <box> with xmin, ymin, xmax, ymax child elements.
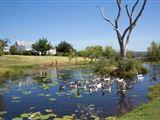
<box><xmin>0</xmin><ymin>0</ymin><xmax>160</xmax><ymax>51</ymax></box>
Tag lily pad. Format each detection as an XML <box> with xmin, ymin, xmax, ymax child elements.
<box><xmin>49</xmin><ymin>98</ymin><xmax>56</xmax><ymax>101</ymax></box>
<box><xmin>20</xmin><ymin>113</ymin><xmax>31</xmax><ymax>118</ymax></box>
<box><xmin>12</xmin><ymin>100</ymin><xmax>20</xmax><ymax>103</ymax></box>
<box><xmin>12</xmin><ymin>117</ymin><xmax>23</xmax><ymax>120</ymax></box>
<box><xmin>0</xmin><ymin>111</ymin><xmax>7</xmax><ymax>115</ymax></box>
<box><xmin>38</xmin><ymin>93</ymin><xmax>45</xmax><ymax>96</ymax></box>
<box><xmin>22</xmin><ymin>91</ymin><xmax>31</xmax><ymax>95</ymax></box>
<box><xmin>45</xmin><ymin>94</ymin><xmax>52</xmax><ymax>97</ymax></box>
<box><xmin>45</xmin><ymin>109</ymin><xmax>52</xmax><ymax>113</ymax></box>
<box><xmin>12</xmin><ymin>96</ymin><xmax>21</xmax><ymax>100</ymax></box>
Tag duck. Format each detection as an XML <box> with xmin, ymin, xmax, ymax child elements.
<box><xmin>116</xmin><ymin>78</ymin><xmax>124</xmax><ymax>83</ymax></box>
<box><xmin>137</xmin><ymin>73</ymin><xmax>144</xmax><ymax>80</ymax></box>
<box><xmin>89</xmin><ymin>87</ymin><xmax>98</xmax><ymax>93</ymax></box>
<box><xmin>69</xmin><ymin>82</ymin><xmax>78</xmax><ymax>88</ymax></box>
<box><xmin>96</xmin><ymin>82</ymin><xmax>102</xmax><ymax>88</ymax></box>
<box><xmin>103</xmin><ymin>76</ymin><xmax>110</xmax><ymax>82</ymax></box>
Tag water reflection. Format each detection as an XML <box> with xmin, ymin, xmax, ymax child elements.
<box><xmin>117</xmin><ymin>93</ymin><xmax>133</xmax><ymax>115</ymax></box>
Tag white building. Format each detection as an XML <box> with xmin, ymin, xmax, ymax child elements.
<box><xmin>46</xmin><ymin>48</ymin><xmax>56</xmax><ymax>55</ymax></box>
<box><xmin>3</xmin><ymin>46</ymin><xmax>10</xmax><ymax>52</ymax></box>
<box><xmin>15</xmin><ymin>40</ymin><xmax>25</xmax><ymax>52</ymax></box>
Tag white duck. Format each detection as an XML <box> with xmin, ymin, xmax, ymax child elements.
<box><xmin>103</xmin><ymin>76</ymin><xmax>110</xmax><ymax>82</ymax></box>
<box><xmin>137</xmin><ymin>73</ymin><xmax>144</xmax><ymax>80</ymax></box>
<box><xmin>96</xmin><ymin>82</ymin><xmax>102</xmax><ymax>88</ymax></box>
<box><xmin>116</xmin><ymin>78</ymin><xmax>124</xmax><ymax>83</ymax></box>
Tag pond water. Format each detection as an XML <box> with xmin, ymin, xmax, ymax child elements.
<box><xmin>0</xmin><ymin>64</ymin><xmax>160</xmax><ymax>120</ymax></box>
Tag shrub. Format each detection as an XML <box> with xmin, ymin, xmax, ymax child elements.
<box><xmin>94</xmin><ymin>59</ymin><xmax>147</xmax><ymax>79</ymax></box>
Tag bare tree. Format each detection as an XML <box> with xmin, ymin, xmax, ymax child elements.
<box><xmin>98</xmin><ymin>0</ymin><xmax>147</xmax><ymax>58</ymax></box>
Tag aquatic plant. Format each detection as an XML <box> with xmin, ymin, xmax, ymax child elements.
<box><xmin>49</xmin><ymin>98</ymin><xmax>56</xmax><ymax>101</ymax></box>
<box><xmin>54</xmin><ymin>114</ymin><xmax>76</xmax><ymax>120</ymax></box>
<box><xmin>12</xmin><ymin>111</ymin><xmax>57</xmax><ymax>120</ymax></box>
<box><xmin>12</xmin><ymin>117</ymin><xmax>23</xmax><ymax>120</ymax></box>
<box><xmin>22</xmin><ymin>90</ymin><xmax>31</xmax><ymax>95</ymax></box>
<box><xmin>0</xmin><ymin>111</ymin><xmax>7</xmax><ymax>116</ymax></box>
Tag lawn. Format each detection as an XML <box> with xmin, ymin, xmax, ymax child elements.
<box><xmin>0</xmin><ymin>55</ymin><xmax>86</xmax><ymax>77</ymax></box>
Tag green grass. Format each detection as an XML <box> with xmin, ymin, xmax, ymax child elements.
<box><xmin>148</xmin><ymin>83</ymin><xmax>160</xmax><ymax>100</ymax></box>
<box><xmin>107</xmin><ymin>84</ymin><xmax>160</xmax><ymax>120</ymax></box>
<box><xmin>107</xmin><ymin>99</ymin><xmax>160</xmax><ymax>120</ymax></box>
<box><xmin>0</xmin><ymin>55</ymin><xmax>86</xmax><ymax>77</ymax></box>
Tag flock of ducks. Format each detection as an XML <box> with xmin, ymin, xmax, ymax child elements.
<box><xmin>66</xmin><ymin>72</ymin><xmax>148</xmax><ymax>94</ymax></box>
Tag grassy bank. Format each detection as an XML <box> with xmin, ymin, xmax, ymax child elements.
<box><xmin>107</xmin><ymin>84</ymin><xmax>160</xmax><ymax>120</ymax></box>
<box><xmin>0</xmin><ymin>55</ymin><xmax>86</xmax><ymax>77</ymax></box>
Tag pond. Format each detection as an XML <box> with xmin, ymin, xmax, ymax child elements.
<box><xmin>0</xmin><ymin>64</ymin><xmax>160</xmax><ymax>120</ymax></box>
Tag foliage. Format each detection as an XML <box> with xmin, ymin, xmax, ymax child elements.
<box><xmin>79</xmin><ymin>50</ymin><xmax>88</xmax><ymax>61</ymax></box>
<box><xmin>84</xmin><ymin>45</ymin><xmax>103</xmax><ymax>62</ymax></box>
<box><xmin>32</xmin><ymin>38</ymin><xmax>52</xmax><ymax>55</ymax></box>
<box><xmin>94</xmin><ymin>59</ymin><xmax>147</xmax><ymax>79</ymax></box>
<box><xmin>56</xmin><ymin>41</ymin><xmax>73</xmax><ymax>56</ymax></box>
<box><xmin>94</xmin><ymin>60</ymin><xmax>115</xmax><ymax>76</ymax></box>
<box><xmin>117</xmin><ymin>59</ymin><xmax>147</xmax><ymax>78</ymax></box>
<box><xmin>69</xmin><ymin>49</ymin><xmax>77</xmax><ymax>62</ymax></box>
<box><xmin>103</xmin><ymin>46</ymin><xmax>117</xmax><ymax>60</ymax></box>
<box><xmin>0</xmin><ymin>38</ymin><xmax>9</xmax><ymax>56</ymax></box>
<box><xmin>9</xmin><ymin>45</ymin><xmax>17</xmax><ymax>55</ymax></box>
<box><xmin>126</xmin><ymin>51</ymin><xmax>133</xmax><ymax>59</ymax></box>
<box><xmin>147</xmin><ymin>41</ymin><xmax>160</xmax><ymax>62</ymax></box>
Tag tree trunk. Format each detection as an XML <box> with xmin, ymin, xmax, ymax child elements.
<box><xmin>119</xmin><ymin>40</ymin><xmax>127</xmax><ymax>59</ymax></box>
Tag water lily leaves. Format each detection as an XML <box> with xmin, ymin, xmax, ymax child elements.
<box><xmin>20</xmin><ymin>113</ymin><xmax>31</xmax><ymax>118</ymax></box>
<box><xmin>49</xmin><ymin>98</ymin><xmax>56</xmax><ymax>101</ymax></box>
<box><xmin>22</xmin><ymin>91</ymin><xmax>31</xmax><ymax>95</ymax></box>
<box><xmin>11</xmin><ymin>117</ymin><xmax>23</xmax><ymax>120</ymax></box>
<box><xmin>40</xmin><ymin>84</ymin><xmax>50</xmax><ymax>90</ymax></box>
<box><xmin>54</xmin><ymin>114</ymin><xmax>76</xmax><ymax>120</ymax></box>
<box><xmin>40</xmin><ymin>113</ymin><xmax>56</xmax><ymax>119</ymax></box>
<box><xmin>12</xmin><ymin>100</ymin><xmax>20</xmax><ymax>103</ymax></box>
<box><xmin>38</xmin><ymin>93</ymin><xmax>45</xmax><ymax>96</ymax></box>
<box><xmin>29</xmin><ymin>106</ymin><xmax>35</xmax><ymax>110</ymax></box>
<box><xmin>14</xmin><ymin>111</ymin><xmax>57</xmax><ymax>120</ymax></box>
<box><xmin>132</xmin><ymin>94</ymin><xmax>138</xmax><ymax>97</ymax></box>
<box><xmin>45</xmin><ymin>94</ymin><xmax>52</xmax><ymax>97</ymax></box>
<box><xmin>0</xmin><ymin>111</ymin><xmax>7</xmax><ymax>116</ymax></box>
<box><xmin>91</xmin><ymin>115</ymin><xmax>100</xmax><ymax>120</ymax></box>
<box><xmin>45</xmin><ymin>109</ymin><xmax>52</xmax><ymax>113</ymax></box>
<box><xmin>12</xmin><ymin>96</ymin><xmax>21</xmax><ymax>100</ymax></box>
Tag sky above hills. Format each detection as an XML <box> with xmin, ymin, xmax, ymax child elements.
<box><xmin>0</xmin><ymin>0</ymin><xmax>160</xmax><ymax>51</ymax></box>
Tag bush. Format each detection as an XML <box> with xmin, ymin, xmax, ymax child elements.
<box><xmin>94</xmin><ymin>59</ymin><xmax>147</xmax><ymax>79</ymax></box>
<box><xmin>117</xmin><ymin>59</ymin><xmax>147</xmax><ymax>78</ymax></box>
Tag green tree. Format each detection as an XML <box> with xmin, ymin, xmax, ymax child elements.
<box><xmin>85</xmin><ymin>45</ymin><xmax>103</xmax><ymax>62</ymax></box>
<box><xmin>9</xmin><ymin>45</ymin><xmax>17</xmax><ymax>55</ymax></box>
<box><xmin>79</xmin><ymin>50</ymin><xmax>88</xmax><ymax>62</ymax></box>
<box><xmin>69</xmin><ymin>49</ymin><xmax>77</xmax><ymax>62</ymax></box>
<box><xmin>103</xmin><ymin>46</ymin><xmax>116</xmax><ymax>59</ymax></box>
<box><xmin>0</xmin><ymin>39</ymin><xmax>9</xmax><ymax>55</ymax></box>
<box><xmin>147</xmin><ymin>41</ymin><xmax>160</xmax><ymax>62</ymax></box>
<box><xmin>56</xmin><ymin>41</ymin><xmax>73</xmax><ymax>56</ymax></box>
<box><xmin>32</xmin><ymin>38</ymin><xmax>52</xmax><ymax>55</ymax></box>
